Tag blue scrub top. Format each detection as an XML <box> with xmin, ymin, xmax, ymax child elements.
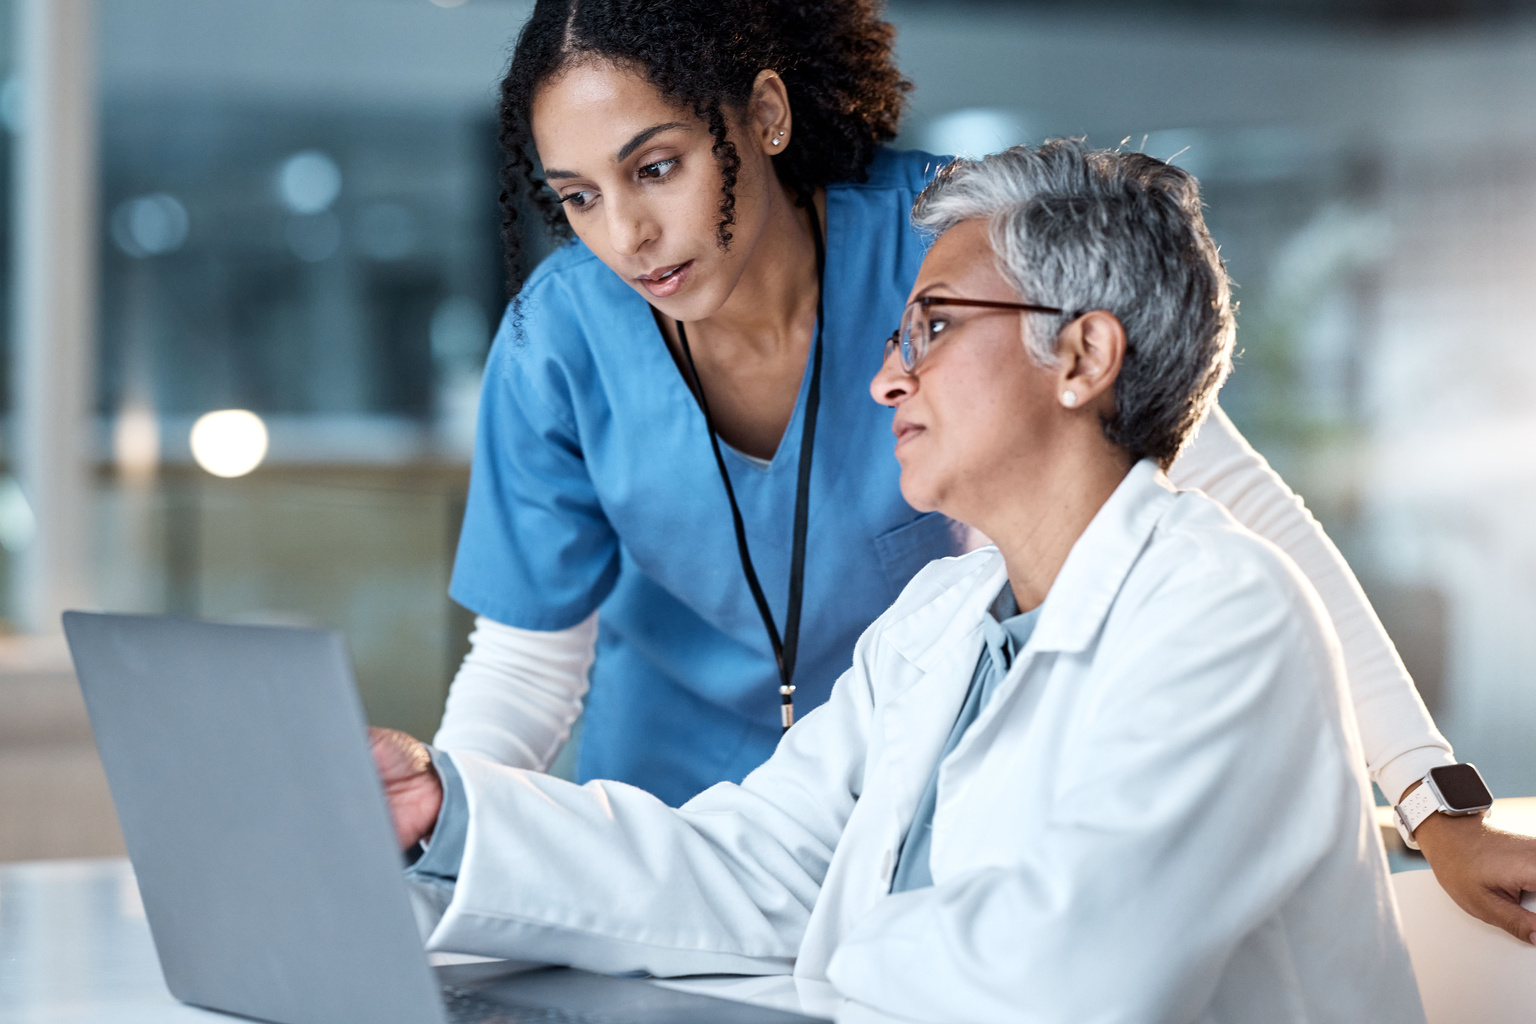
<box><xmin>451</xmin><ymin>148</ymin><xmax>962</xmax><ymax>806</ymax></box>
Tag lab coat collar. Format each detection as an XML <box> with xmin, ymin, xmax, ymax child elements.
<box><xmin>883</xmin><ymin>460</ymin><xmax>1175</xmax><ymax>671</ymax></box>
<box><xmin>1031</xmin><ymin>459</ymin><xmax>1176</xmax><ymax>653</ymax></box>
<box><xmin>1032</xmin><ymin>460</ymin><xmax>1173</xmax><ymax>654</ymax></box>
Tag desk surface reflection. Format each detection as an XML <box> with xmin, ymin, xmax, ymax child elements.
<box><xmin>0</xmin><ymin>858</ymin><xmax>844</xmax><ymax>1024</ymax></box>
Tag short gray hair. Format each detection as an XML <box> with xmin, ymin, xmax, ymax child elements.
<box><xmin>911</xmin><ymin>139</ymin><xmax>1235</xmax><ymax>469</ymax></box>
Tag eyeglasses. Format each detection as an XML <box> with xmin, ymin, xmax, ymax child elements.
<box><xmin>884</xmin><ymin>295</ymin><xmax>1072</xmax><ymax>374</ymax></box>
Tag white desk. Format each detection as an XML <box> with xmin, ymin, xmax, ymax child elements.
<box><xmin>0</xmin><ymin>858</ymin><xmax>845</xmax><ymax>1024</ymax></box>
<box><xmin>12</xmin><ymin>803</ymin><xmax>1536</xmax><ymax>1024</ymax></box>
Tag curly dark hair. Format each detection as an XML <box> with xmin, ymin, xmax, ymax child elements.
<box><xmin>496</xmin><ymin>0</ymin><xmax>911</xmax><ymax>297</ymax></box>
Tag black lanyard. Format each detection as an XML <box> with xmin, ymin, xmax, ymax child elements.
<box><xmin>675</xmin><ymin>209</ymin><xmax>826</xmax><ymax>734</ymax></box>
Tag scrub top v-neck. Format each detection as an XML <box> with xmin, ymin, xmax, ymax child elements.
<box><xmin>452</xmin><ymin>148</ymin><xmax>961</xmax><ymax>806</ymax></box>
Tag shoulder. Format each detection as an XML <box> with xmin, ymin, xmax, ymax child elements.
<box><xmin>1134</xmin><ymin>489</ymin><xmax>1332</xmax><ymax>641</ymax></box>
<box><xmin>1156</xmin><ymin>490</ymin><xmax>1308</xmax><ymax>583</ymax></box>
<box><xmin>524</xmin><ymin>236</ymin><xmax>607</xmax><ymax>284</ymax></box>
<box><xmin>841</xmin><ymin>543</ymin><xmax>1000</xmax><ymax>703</ymax></box>
<box><xmin>1080</xmin><ymin>488</ymin><xmax>1351</xmax><ymax>753</ymax></box>
<box><xmin>895</xmin><ymin>544</ymin><xmax>1000</xmax><ymax>607</ymax></box>
<box><xmin>829</xmin><ymin>147</ymin><xmax>951</xmax><ymax>203</ymax></box>
<box><xmin>824</xmin><ymin>148</ymin><xmax>952</xmax><ymax>285</ymax></box>
<box><xmin>484</xmin><ymin>240</ymin><xmax>636</xmax><ymax>399</ymax></box>
<box><xmin>864</xmin><ymin>545</ymin><xmax>1002</xmax><ymax>648</ymax></box>
<box><xmin>512</xmin><ymin>239</ymin><xmax>624</xmax><ymax>326</ymax></box>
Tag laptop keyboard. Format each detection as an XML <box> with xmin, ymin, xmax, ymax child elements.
<box><xmin>442</xmin><ymin>985</ymin><xmax>630</xmax><ymax>1024</ymax></box>
<box><xmin>437</xmin><ymin>964</ymin><xmax>828</xmax><ymax>1024</ymax></box>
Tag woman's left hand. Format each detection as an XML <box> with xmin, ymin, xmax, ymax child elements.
<box><xmin>1414</xmin><ymin>807</ymin><xmax>1536</xmax><ymax>944</ymax></box>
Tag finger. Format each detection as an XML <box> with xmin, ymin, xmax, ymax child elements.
<box><xmin>369</xmin><ymin>731</ymin><xmax>404</xmax><ymax>783</ymax></box>
<box><xmin>368</xmin><ymin>725</ymin><xmax>398</xmax><ymax>761</ymax></box>
<box><xmin>386</xmin><ymin>776</ymin><xmax>432</xmax><ymax>849</ymax></box>
<box><xmin>386</xmin><ymin>772</ymin><xmax>444</xmax><ymax>850</ymax></box>
<box><xmin>370</xmin><ymin>727</ymin><xmax>430</xmax><ymax>782</ymax></box>
<box><xmin>1478</xmin><ymin>888</ymin><xmax>1536</xmax><ymax>944</ymax></box>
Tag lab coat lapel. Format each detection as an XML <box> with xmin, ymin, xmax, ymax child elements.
<box><xmin>872</xmin><ymin>462</ymin><xmax>1176</xmax><ymax>838</ymax></box>
<box><xmin>927</xmin><ymin>460</ymin><xmax>1177</xmax><ymax>769</ymax></box>
<box><xmin>876</xmin><ymin>553</ymin><xmax>1009</xmax><ymax>823</ymax></box>
<box><xmin>880</xmin><ymin>552</ymin><xmax>1005</xmax><ymax>677</ymax></box>
<box><xmin>803</xmin><ymin>468</ymin><xmax>1176</xmax><ymax>975</ymax></box>
<box><xmin>794</xmin><ymin>553</ymin><xmax>1006</xmax><ymax>979</ymax></box>
<box><xmin>929</xmin><ymin>462</ymin><xmax>1181</xmax><ymax>870</ymax></box>
<box><xmin>875</xmin><ymin>630</ymin><xmax>981</xmax><ymax>836</ymax></box>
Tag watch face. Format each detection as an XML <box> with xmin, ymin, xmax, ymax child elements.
<box><xmin>1430</xmin><ymin>764</ymin><xmax>1493</xmax><ymax>811</ymax></box>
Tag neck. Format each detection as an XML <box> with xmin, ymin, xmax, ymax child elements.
<box><xmin>694</xmin><ymin>181</ymin><xmax>824</xmax><ymax>353</ymax></box>
<box><xmin>967</xmin><ymin>433</ymin><xmax>1133</xmax><ymax>613</ymax></box>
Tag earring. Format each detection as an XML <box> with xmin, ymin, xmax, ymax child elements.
<box><xmin>1061</xmin><ymin>390</ymin><xmax>1078</xmax><ymax>407</ymax></box>
<box><xmin>771</xmin><ymin>130</ymin><xmax>784</xmax><ymax>147</ymax></box>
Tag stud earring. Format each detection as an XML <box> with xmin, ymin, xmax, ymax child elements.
<box><xmin>1061</xmin><ymin>390</ymin><xmax>1078</xmax><ymax>407</ymax></box>
<box><xmin>771</xmin><ymin>130</ymin><xmax>784</xmax><ymax>146</ymax></box>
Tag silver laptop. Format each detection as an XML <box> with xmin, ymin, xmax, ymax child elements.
<box><xmin>63</xmin><ymin>611</ymin><xmax>826</xmax><ymax>1024</ymax></box>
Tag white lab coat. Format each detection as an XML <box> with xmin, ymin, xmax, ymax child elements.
<box><xmin>426</xmin><ymin>462</ymin><xmax>1424</xmax><ymax>1024</ymax></box>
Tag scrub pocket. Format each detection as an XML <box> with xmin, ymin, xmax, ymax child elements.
<box><xmin>872</xmin><ymin>512</ymin><xmax>966</xmax><ymax>601</ymax></box>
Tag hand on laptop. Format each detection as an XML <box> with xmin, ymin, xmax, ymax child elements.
<box><xmin>369</xmin><ymin>727</ymin><xmax>443</xmax><ymax>849</ymax></box>
<box><xmin>1415</xmin><ymin>807</ymin><xmax>1536</xmax><ymax>944</ymax></box>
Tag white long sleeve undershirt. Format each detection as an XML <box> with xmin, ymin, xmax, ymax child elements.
<box><xmin>1167</xmin><ymin>405</ymin><xmax>1453</xmax><ymax>801</ymax></box>
<box><xmin>434</xmin><ymin>404</ymin><xmax>1454</xmax><ymax>800</ymax></box>
<box><xmin>432</xmin><ymin>612</ymin><xmax>596</xmax><ymax>771</ymax></box>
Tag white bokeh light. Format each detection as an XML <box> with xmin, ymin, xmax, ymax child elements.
<box><xmin>277</xmin><ymin>150</ymin><xmax>342</xmax><ymax>214</ymax></box>
<box><xmin>0</xmin><ymin>474</ymin><xmax>36</xmax><ymax>553</ymax></box>
<box><xmin>919</xmin><ymin>108</ymin><xmax>1032</xmax><ymax>159</ymax></box>
<box><xmin>114</xmin><ymin>403</ymin><xmax>161</xmax><ymax>481</ymax></box>
<box><xmin>190</xmin><ymin>410</ymin><xmax>269</xmax><ymax>478</ymax></box>
<box><xmin>110</xmin><ymin>193</ymin><xmax>190</xmax><ymax>258</ymax></box>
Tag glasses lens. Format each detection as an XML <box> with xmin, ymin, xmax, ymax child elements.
<box><xmin>899</xmin><ymin>303</ymin><xmax>924</xmax><ymax>372</ymax></box>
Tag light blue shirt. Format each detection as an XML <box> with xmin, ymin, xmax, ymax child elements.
<box><xmin>406</xmin><ymin>746</ymin><xmax>466</xmax><ymax>887</ymax></box>
<box><xmin>450</xmin><ymin>149</ymin><xmax>961</xmax><ymax>806</ymax></box>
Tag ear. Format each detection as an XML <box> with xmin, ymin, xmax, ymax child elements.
<box><xmin>747</xmin><ymin>70</ymin><xmax>793</xmax><ymax>155</ymax></box>
<box><xmin>1052</xmin><ymin>310</ymin><xmax>1126</xmax><ymax>413</ymax></box>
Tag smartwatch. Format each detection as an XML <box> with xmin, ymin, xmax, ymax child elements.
<box><xmin>1394</xmin><ymin>763</ymin><xmax>1493</xmax><ymax>851</ymax></box>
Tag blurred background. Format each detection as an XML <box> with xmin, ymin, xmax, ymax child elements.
<box><xmin>2</xmin><ymin>0</ymin><xmax>1535</xmax><ymax>861</ymax></box>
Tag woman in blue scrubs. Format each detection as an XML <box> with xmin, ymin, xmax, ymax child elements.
<box><xmin>427</xmin><ymin>0</ymin><xmax>1536</xmax><ymax>942</ymax></box>
<box><xmin>441</xmin><ymin>0</ymin><xmax>949</xmax><ymax>806</ymax></box>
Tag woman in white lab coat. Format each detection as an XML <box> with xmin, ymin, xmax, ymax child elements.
<box><xmin>437</xmin><ymin>0</ymin><xmax>1536</xmax><ymax>945</ymax></box>
<box><xmin>376</xmin><ymin>142</ymin><xmax>1425</xmax><ymax>1022</ymax></box>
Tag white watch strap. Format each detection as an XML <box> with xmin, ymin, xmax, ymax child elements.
<box><xmin>1396</xmin><ymin>781</ymin><xmax>1442</xmax><ymax>849</ymax></box>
